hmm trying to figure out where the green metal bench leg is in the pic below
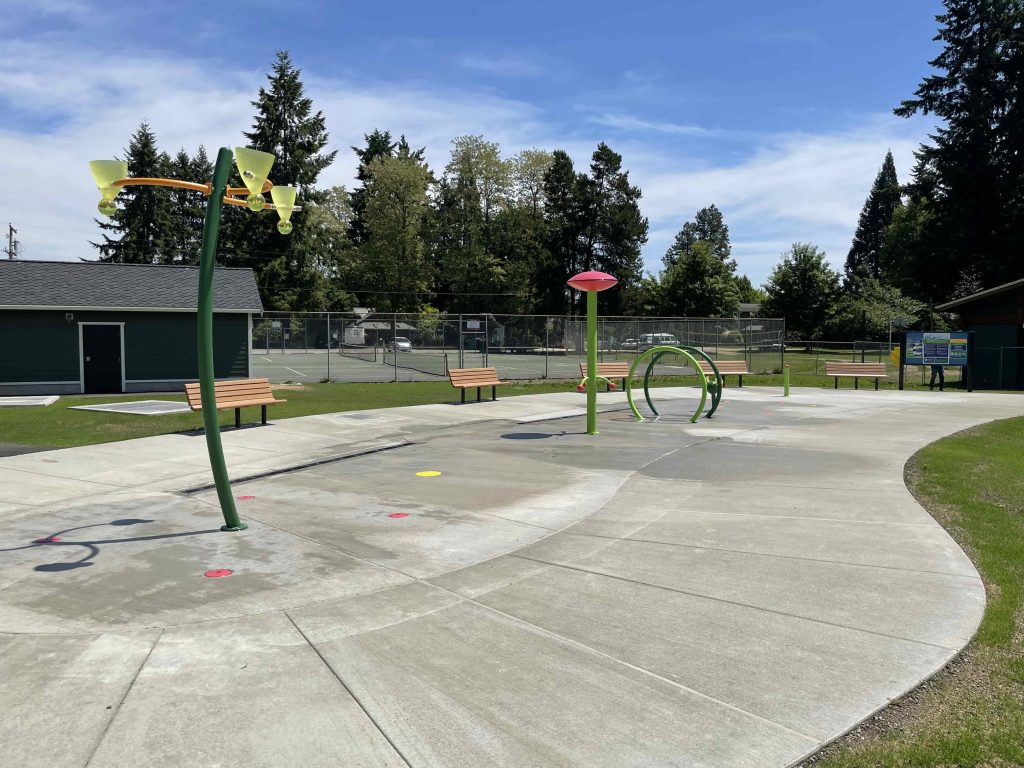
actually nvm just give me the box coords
[738,375,743,387]
[855,377,859,390]
[477,387,481,402]
[834,378,838,390]
[492,385,497,401]
[875,377,879,391]
[235,408,241,429]
[461,388,466,404]
[261,404,267,425]
[621,377,627,392]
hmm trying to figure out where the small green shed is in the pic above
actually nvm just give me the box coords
[0,260,263,396]
[937,276,1024,389]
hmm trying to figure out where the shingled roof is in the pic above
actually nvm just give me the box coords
[0,260,263,312]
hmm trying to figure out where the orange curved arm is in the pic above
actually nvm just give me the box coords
[112,177,273,196]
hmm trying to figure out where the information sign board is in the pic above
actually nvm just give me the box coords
[904,331,969,366]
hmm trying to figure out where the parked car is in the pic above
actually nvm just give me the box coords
[640,333,679,349]
[390,336,412,352]
[621,338,639,350]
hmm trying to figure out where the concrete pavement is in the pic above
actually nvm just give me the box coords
[1,386,1021,767]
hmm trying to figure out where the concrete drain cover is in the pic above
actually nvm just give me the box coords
[0,396,59,407]
[70,400,191,416]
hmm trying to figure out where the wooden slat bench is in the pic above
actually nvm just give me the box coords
[448,367,505,403]
[698,359,750,387]
[185,378,287,428]
[579,362,632,391]
[825,362,888,390]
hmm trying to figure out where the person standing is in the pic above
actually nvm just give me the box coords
[929,364,945,391]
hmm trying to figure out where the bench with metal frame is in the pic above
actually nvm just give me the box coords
[825,361,888,390]
[448,367,504,403]
[698,359,750,387]
[184,377,287,428]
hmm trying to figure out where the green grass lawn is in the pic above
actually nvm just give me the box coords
[808,417,1024,767]
[0,371,984,450]
[0,380,582,449]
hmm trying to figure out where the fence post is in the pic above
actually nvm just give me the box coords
[544,319,549,379]
[783,364,790,396]
[458,314,464,369]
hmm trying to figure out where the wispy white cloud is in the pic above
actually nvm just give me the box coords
[588,113,713,137]
[0,37,929,285]
[632,117,928,282]
[456,53,545,78]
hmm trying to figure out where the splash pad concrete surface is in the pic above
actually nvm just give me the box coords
[2,387,1020,767]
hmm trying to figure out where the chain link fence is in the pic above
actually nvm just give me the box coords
[250,312,786,384]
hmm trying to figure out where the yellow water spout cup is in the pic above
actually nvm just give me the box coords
[271,185,297,235]
[89,160,128,216]
[234,147,275,212]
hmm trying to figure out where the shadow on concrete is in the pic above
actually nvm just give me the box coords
[0,518,221,573]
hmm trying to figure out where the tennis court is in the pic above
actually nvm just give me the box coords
[249,347,720,384]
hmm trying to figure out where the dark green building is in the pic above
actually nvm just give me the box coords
[0,260,262,396]
[937,277,1024,390]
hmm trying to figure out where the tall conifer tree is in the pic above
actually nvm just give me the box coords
[93,122,173,264]
[843,150,901,285]
[225,51,339,310]
[894,0,1024,295]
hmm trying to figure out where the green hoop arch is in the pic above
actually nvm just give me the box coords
[644,346,723,419]
[626,345,708,423]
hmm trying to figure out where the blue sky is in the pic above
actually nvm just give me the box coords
[1,0,942,284]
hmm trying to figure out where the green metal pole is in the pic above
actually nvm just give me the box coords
[199,147,245,532]
[783,364,790,397]
[586,290,598,435]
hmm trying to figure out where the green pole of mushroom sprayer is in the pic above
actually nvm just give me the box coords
[586,289,598,435]
[197,147,245,531]
[784,364,790,397]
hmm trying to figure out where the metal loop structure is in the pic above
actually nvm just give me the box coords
[644,345,723,418]
[626,345,709,423]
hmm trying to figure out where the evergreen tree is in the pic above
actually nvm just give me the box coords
[163,145,212,265]
[661,241,740,317]
[843,151,901,284]
[762,243,840,339]
[540,150,581,314]
[734,274,766,305]
[588,143,648,315]
[662,204,732,268]
[93,122,174,264]
[539,144,648,314]
[350,129,398,244]
[894,0,1024,295]
[224,51,339,310]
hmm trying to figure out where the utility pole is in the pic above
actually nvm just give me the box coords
[4,223,17,260]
